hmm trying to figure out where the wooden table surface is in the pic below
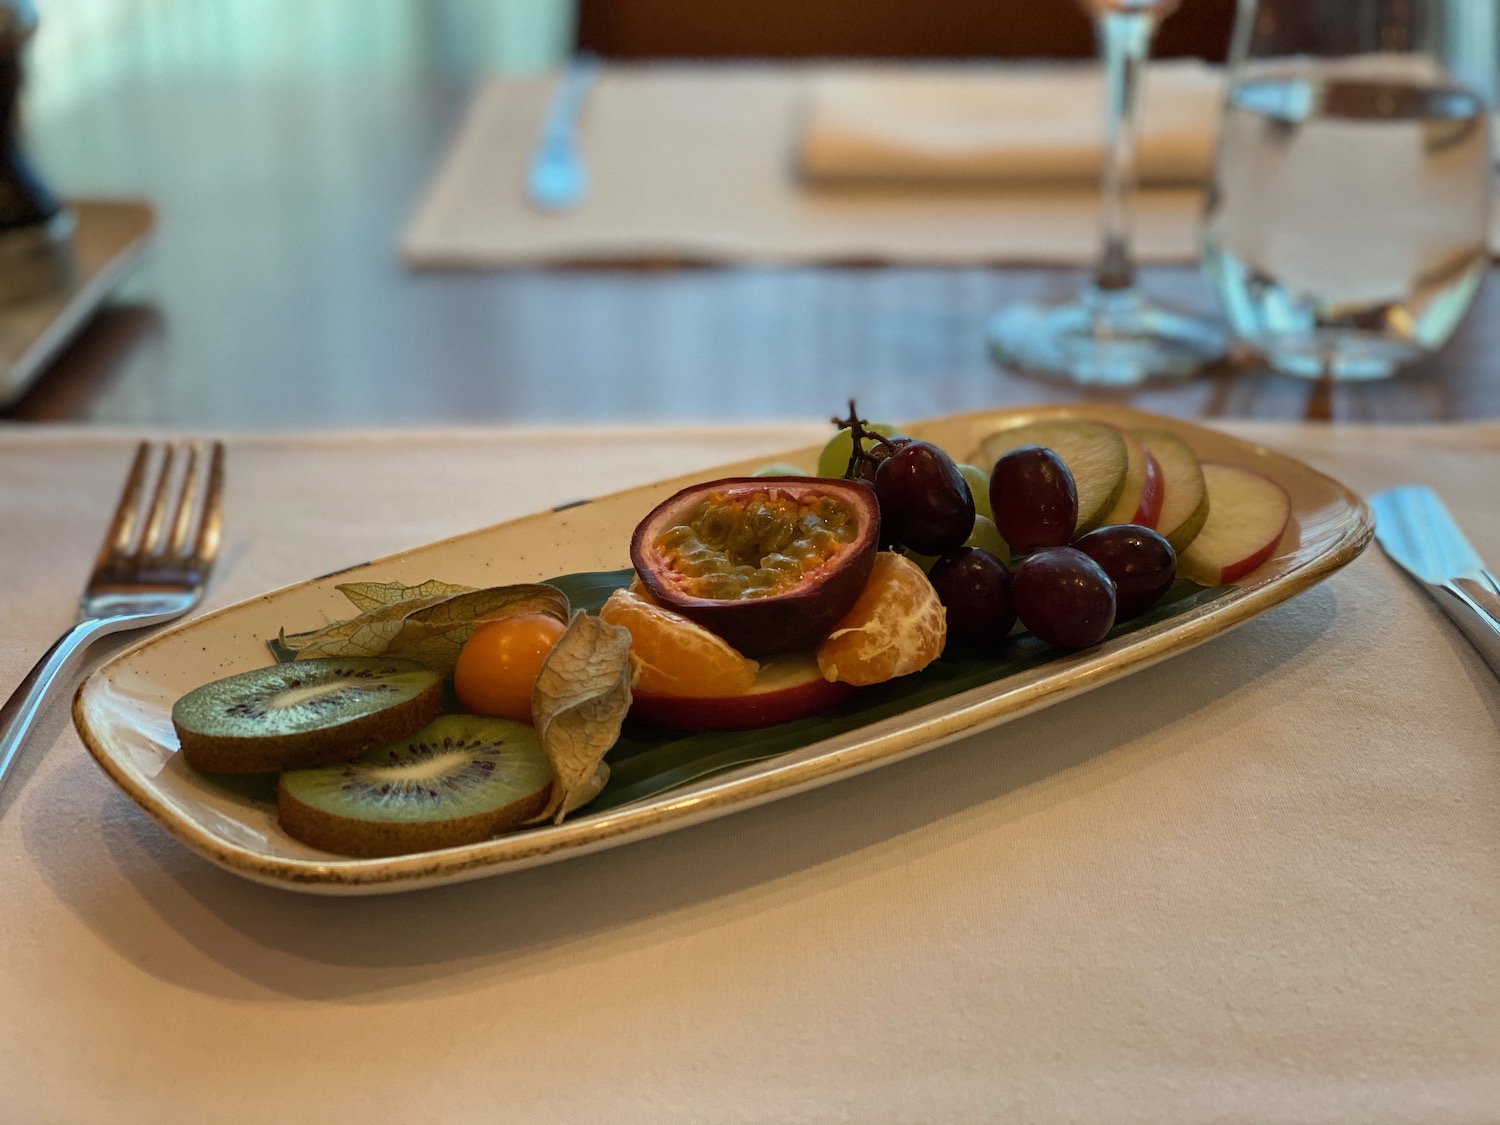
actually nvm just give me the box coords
[5,7,1496,430]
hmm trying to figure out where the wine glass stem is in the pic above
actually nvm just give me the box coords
[1093,9,1157,293]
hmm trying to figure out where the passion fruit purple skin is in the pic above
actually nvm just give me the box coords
[629,476,881,657]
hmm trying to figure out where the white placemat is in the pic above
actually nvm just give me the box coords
[402,64,1210,268]
[403,63,1500,269]
[1,421,1497,1124]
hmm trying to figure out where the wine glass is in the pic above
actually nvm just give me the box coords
[987,0,1226,386]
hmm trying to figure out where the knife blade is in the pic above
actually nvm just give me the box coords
[1370,485,1500,678]
[525,52,601,213]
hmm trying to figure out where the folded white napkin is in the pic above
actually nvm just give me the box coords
[798,60,1224,187]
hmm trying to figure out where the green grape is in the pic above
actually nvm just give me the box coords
[966,515,1010,564]
[815,422,903,479]
[752,462,809,477]
[958,463,993,521]
[907,515,1009,571]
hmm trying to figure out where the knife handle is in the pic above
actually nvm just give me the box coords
[1436,578,1500,680]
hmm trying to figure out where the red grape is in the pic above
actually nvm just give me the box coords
[1074,524,1176,620]
[989,447,1077,554]
[1012,546,1116,649]
[875,440,975,556]
[927,547,1015,645]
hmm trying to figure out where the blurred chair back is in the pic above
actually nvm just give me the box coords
[576,0,1236,61]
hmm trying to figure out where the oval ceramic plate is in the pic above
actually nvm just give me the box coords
[74,406,1372,895]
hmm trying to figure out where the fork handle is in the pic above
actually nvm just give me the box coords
[0,616,131,799]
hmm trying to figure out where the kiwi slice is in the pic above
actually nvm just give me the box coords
[172,657,443,774]
[276,715,554,858]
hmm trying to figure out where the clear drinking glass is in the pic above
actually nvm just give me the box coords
[988,0,1227,386]
[1201,0,1495,381]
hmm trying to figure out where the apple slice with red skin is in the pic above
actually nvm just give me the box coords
[629,651,856,731]
[1178,462,1292,585]
[1137,428,1209,552]
[1129,452,1164,528]
[1100,427,1159,528]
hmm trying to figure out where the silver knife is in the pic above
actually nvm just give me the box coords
[1370,485,1500,678]
[526,52,601,212]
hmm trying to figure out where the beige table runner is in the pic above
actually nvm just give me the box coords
[403,64,1500,269]
[1,422,1497,1123]
[402,65,1211,268]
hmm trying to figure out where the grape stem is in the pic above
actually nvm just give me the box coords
[831,399,906,482]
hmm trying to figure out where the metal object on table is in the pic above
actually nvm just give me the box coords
[0,199,155,407]
[1370,485,1500,679]
[0,440,225,801]
[0,0,151,408]
[0,0,75,306]
[525,51,601,212]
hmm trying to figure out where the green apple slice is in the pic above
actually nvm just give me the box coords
[1136,428,1210,552]
[1100,425,1152,527]
[980,419,1127,534]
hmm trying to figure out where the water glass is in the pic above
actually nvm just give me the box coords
[1201,0,1495,381]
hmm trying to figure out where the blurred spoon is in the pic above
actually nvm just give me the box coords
[526,52,601,213]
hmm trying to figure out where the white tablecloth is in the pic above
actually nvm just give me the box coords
[1,422,1497,1124]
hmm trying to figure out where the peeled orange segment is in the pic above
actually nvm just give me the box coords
[981,420,1128,535]
[599,587,759,698]
[816,552,947,687]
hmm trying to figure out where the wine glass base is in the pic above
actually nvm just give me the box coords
[1259,331,1421,383]
[988,288,1227,387]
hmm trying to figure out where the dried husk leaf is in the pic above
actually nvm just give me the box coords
[532,612,633,823]
[337,579,476,613]
[282,583,570,671]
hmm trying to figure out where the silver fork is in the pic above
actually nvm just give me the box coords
[0,440,225,799]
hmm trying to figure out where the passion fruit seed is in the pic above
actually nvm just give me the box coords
[654,490,859,601]
[631,477,881,656]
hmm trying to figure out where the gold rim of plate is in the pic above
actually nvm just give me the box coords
[73,405,1374,895]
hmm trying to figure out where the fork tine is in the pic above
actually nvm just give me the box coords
[192,441,226,566]
[95,442,153,568]
[166,442,202,556]
[139,443,178,556]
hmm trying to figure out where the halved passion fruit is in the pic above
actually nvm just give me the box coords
[629,476,881,656]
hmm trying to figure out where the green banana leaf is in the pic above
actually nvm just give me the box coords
[546,569,1230,813]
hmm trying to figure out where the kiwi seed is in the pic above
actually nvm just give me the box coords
[276,714,554,857]
[172,657,443,774]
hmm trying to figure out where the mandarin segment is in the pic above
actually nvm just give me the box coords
[599,587,759,698]
[815,552,946,687]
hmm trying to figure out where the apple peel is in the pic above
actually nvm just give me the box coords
[1136,429,1210,553]
[1178,462,1292,586]
[630,652,855,731]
